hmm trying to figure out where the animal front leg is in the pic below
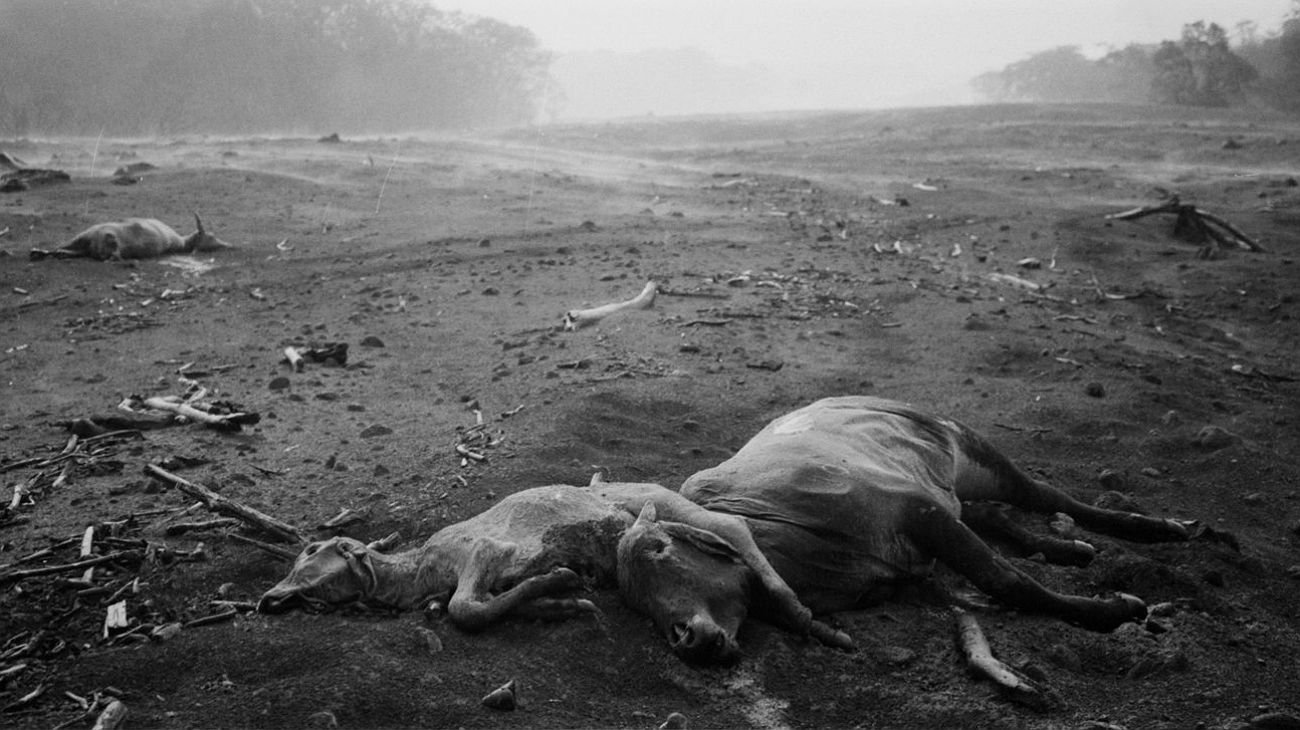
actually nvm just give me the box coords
[666,506,852,650]
[447,539,588,631]
[909,504,1145,631]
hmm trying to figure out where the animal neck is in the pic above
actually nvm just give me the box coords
[180,232,201,252]
[363,543,461,610]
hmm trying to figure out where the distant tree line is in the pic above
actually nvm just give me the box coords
[973,5,1300,112]
[0,0,554,136]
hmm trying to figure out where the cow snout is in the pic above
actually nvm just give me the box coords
[670,616,739,664]
[257,586,314,614]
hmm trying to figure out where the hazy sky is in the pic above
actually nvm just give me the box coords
[437,0,1296,116]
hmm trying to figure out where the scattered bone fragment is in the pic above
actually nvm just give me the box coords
[284,346,304,372]
[986,272,1041,291]
[102,601,129,639]
[564,281,657,330]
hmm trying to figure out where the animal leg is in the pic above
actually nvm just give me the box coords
[447,538,586,631]
[908,503,1145,631]
[509,597,600,622]
[951,422,1191,543]
[656,501,853,651]
[961,501,1096,566]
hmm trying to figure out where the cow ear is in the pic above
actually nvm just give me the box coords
[339,542,378,596]
[633,502,658,526]
[659,522,744,565]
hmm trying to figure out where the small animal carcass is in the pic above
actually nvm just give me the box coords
[258,481,847,656]
[32,214,232,260]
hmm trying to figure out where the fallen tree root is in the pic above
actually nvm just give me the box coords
[953,607,1054,711]
[564,281,657,330]
[145,464,306,545]
[1107,196,1263,254]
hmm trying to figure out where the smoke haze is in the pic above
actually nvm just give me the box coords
[440,0,1295,119]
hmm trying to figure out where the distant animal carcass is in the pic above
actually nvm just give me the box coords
[32,214,232,260]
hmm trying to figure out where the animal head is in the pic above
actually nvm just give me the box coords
[185,213,234,253]
[257,537,378,614]
[617,503,753,664]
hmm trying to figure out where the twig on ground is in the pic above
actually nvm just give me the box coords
[228,533,299,561]
[144,464,305,544]
[0,552,143,586]
[954,607,1051,710]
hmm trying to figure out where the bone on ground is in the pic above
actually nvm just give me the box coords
[564,281,657,330]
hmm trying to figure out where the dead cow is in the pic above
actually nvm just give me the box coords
[259,396,1210,666]
[618,396,1207,663]
[258,481,850,657]
[35,214,232,260]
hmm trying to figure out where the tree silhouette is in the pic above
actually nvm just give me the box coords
[0,0,553,136]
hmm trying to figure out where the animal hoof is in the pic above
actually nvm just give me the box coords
[481,678,517,711]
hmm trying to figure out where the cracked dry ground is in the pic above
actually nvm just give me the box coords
[2,103,1299,729]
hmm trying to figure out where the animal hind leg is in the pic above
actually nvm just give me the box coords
[960,501,1096,566]
[950,421,1191,543]
[907,502,1145,631]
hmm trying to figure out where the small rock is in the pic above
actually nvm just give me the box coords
[878,645,916,666]
[1140,466,1162,479]
[359,335,385,348]
[1124,648,1189,679]
[1044,644,1081,672]
[482,287,500,296]
[359,424,393,438]
[1160,409,1180,425]
[1285,565,1300,580]
[307,710,339,728]
[1097,469,1125,490]
[417,627,443,654]
[659,712,689,729]
[1202,569,1225,587]
[268,376,291,391]
[1243,492,1265,504]
[1084,382,1106,398]
[481,679,517,711]
[1094,491,1145,514]
[1193,425,1241,451]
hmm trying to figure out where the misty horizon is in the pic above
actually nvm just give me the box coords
[443,0,1297,121]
